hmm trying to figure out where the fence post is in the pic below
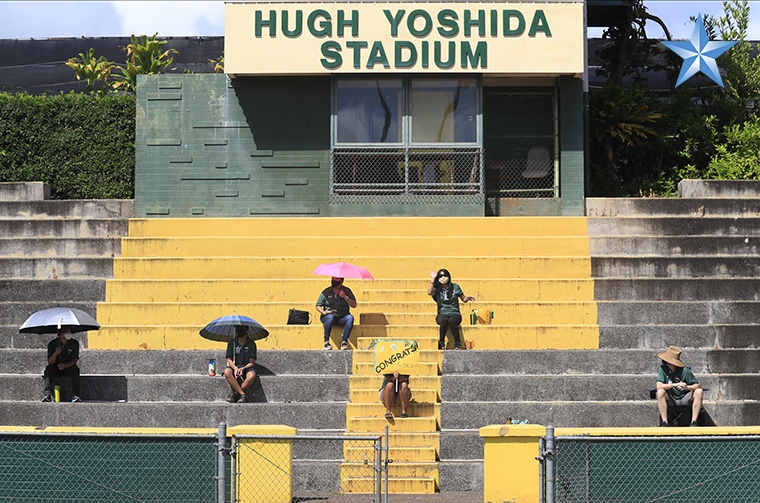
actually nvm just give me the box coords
[218,422,227,503]
[545,425,555,503]
[384,425,390,503]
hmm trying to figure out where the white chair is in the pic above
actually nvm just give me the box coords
[521,146,553,178]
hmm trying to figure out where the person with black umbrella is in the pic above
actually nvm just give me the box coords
[42,326,81,402]
[223,325,258,403]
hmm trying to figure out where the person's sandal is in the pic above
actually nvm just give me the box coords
[399,413,408,418]
[384,412,393,420]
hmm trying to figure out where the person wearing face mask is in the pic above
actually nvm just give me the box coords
[316,276,357,350]
[427,268,476,350]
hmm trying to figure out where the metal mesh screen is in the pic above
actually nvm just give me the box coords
[331,147,483,205]
[233,434,382,503]
[552,435,760,503]
[483,91,557,199]
[0,433,218,502]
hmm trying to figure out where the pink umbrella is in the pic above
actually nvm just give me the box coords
[312,261,374,280]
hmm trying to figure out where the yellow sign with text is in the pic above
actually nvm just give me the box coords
[373,339,420,375]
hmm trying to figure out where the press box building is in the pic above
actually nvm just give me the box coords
[135,1,620,218]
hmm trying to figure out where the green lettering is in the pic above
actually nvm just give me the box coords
[337,10,359,37]
[254,10,277,37]
[408,9,432,37]
[434,41,455,69]
[308,9,332,37]
[395,41,417,68]
[503,10,525,36]
[421,40,429,69]
[320,41,342,69]
[464,9,485,37]
[384,10,405,37]
[366,41,390,69]
[437,10,459,37]
[346,41,368,68]
[282,10,302,37]
[529,10,552,37]
[461,41,487,68]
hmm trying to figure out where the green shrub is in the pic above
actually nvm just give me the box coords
[0,92,135,199]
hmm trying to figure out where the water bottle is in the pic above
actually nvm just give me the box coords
[470,310,478,325]
[208,358,216,376]
[53,385,61,403]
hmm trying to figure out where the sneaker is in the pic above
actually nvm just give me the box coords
[690,421,699,427]
[226,393,239,403]
[438,342,445,350]
[41,394,53,403]
[324,342,332,350]
[71,396,82,403]
[454,346,462,350]
[341,342,349,350]
[659,420,669,427]
[237,394,249,403]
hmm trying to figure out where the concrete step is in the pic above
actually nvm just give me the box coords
[128,216,589,238]
[588,217,760,236]
[0,328,90,349]
[121,236,590,257]
[0,237,122,257]
[352,349,443,366]
[678,179,760,199]
[599,324,760,350]
[440,400,760,428]
[597,301,760,325]
[351,388,440,403]
[0,199,133,218]
[0,374,351,403]
[589,236,760,256]
[346,403,440,421]
[351,375,441,392]
[0,349,353,376]
[112,256,592,279]
[441,374,759,401]
[347,431,440,450]
[440,430,482,460]
[0,257,115,279]
[0,401,347,429]
[353,361,440,376]
[0,218,129,238]
[105,278,594,302]
[340,475,436,494]
[343,460,438,479]
[0,280,105,302]
[348,416,438,432]
[438,349,760,375]
[345,445,437,463]
[95,301,597,325]
[587,196,760,217]
[0,301,99,325]
[594,278,760,301]
[439,460,483,492]
[591,256,760,278]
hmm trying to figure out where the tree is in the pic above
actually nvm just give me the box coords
[112,34,178,94]
[65,48,115,95]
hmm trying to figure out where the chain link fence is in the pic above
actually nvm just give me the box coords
[542,431,760,503]
[232,433,383,503]
[330,147,483,205]
[483,91,557,200]
[0,431,219,502]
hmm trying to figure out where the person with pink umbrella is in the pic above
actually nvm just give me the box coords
[316,276,357,350]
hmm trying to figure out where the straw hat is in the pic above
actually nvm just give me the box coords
[658,346,684,367]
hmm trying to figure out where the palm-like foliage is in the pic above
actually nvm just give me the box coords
[112,34,178,94]
[65,48,115,95]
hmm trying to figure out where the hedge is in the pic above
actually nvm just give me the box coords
[0,92,135,199]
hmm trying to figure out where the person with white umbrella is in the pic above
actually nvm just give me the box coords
[223,325,258,403]
[42,326,81,402]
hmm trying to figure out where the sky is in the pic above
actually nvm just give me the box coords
[0,1,757,41]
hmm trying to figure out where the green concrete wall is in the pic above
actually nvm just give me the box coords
[135,74,331,217]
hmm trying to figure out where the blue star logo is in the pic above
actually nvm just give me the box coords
[662,14,737,87]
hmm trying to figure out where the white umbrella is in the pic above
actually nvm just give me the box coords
[19,307,100,334]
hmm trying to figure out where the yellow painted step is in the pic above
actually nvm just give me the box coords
[105,278,594,302]
[95,301,597,325]
[350,388,440,403]
[348,416,438,432]
[343,461,438,479]
[112,256,591,279]
[352,349,443,365]
[346,431,440,450]
[340,476,436,494]
[346,403,440,422]
[350,375,441,392]
[345,445,437,463]
[128,216,589,238]
[352,361,440,376]
[120,235,589,257]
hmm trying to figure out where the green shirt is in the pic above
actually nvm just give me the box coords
[226,337,257,367]
[657,365,699,401]
[432,283,464,316]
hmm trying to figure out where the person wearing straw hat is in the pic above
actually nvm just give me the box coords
[656,346,703,427]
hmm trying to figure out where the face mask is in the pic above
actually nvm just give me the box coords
[439,276,450,285]
[332,280,342,288]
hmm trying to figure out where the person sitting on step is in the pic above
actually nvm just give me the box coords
[380,371,411,419]
[427,268,476,350]
[656,345,703,427]
[223,325,257,403]
[42,326,82,402]
[316,276,357,350]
